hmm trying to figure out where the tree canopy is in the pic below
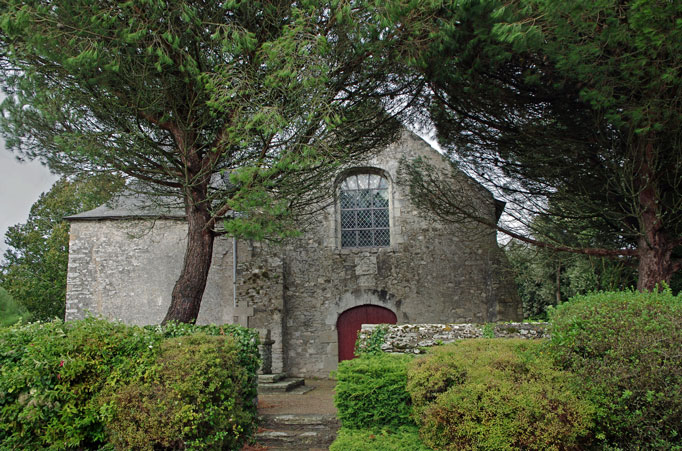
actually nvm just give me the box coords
[505,222,639,318]
[0,286,29,326]
[0,174,123,320]
[389,0,682,290]
[0,0,414,323]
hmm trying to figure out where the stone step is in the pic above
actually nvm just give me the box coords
[257,377,305,394]
[258,373,287,384]
[255,429,328,447]
[256,414,340,449]
[260,414,339,427]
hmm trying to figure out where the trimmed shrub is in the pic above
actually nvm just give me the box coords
[0,318,152,449]
[103,334,253,450]
[548,289,682,449]
[0,318,260,450]
[145,321,261,407]
[334,353,415,429]
[330,426,433,451]
[408,339,595,450]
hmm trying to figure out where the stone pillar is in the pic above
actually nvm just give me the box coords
[238,254,285,374]
[258,329,276,375]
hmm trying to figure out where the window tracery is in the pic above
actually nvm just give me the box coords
[339,173,390,248]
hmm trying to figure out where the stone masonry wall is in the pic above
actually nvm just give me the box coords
[357,323,549,354]
[279,131,523,376]
[235,243,285,374]
[66,219,285,373]
[65,130,523,378]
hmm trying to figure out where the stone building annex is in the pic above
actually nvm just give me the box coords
[65,131,522,377]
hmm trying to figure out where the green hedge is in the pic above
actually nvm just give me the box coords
[330,426,433,451]
[333,290,682,449]
[407,339,595,450]
[548,289,682,449]
[0,318,260,450]
[102,334,253,450]
[145,320,261,402]
[334,353,415,429]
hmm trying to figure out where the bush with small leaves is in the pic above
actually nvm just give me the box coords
[334,353,415,429]
[0,318,259,450]
[408,339,595,450]
[330,425,433,451]
[102,334,255,450]
[547,289,682,449]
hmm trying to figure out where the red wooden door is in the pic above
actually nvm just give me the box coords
[337,305,397,362]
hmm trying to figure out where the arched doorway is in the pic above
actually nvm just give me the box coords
[337,305,397,362]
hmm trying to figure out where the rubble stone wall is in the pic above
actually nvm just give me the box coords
[357,322,549,354]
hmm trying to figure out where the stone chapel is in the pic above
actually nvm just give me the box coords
[65,130,522,377]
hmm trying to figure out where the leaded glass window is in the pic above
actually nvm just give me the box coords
[340,173,390,247]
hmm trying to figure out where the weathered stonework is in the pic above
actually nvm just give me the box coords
[357,323,549,354]
[66,220,286,373]
[66,130,522,377]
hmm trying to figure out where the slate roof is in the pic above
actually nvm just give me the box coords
[66,189,185,221]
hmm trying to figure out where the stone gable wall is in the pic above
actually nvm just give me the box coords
[278,132,522,376]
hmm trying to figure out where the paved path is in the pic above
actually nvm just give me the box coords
[244,379,339,450]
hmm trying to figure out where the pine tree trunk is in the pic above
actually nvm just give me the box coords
[555,261,561,305]
[162,185,215,325]
[635,139,674,291]
[636,233,674,292]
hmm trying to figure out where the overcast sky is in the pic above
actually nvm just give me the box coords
[0,93,59,257]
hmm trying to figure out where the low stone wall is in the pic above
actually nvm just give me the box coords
[357,322,549,354]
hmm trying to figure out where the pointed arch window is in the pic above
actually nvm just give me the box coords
[339,173,390,248]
